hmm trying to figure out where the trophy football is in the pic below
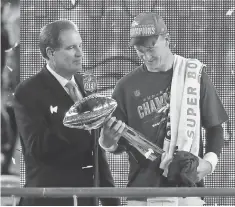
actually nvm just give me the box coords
[63,94,164,161]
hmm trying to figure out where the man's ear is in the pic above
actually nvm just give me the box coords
[46,47,55,59]
[165,33,170,46]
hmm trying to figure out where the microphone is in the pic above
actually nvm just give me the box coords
[82,70,99,202]
[82,70,97,96]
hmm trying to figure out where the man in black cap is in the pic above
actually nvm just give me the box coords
[99,12,228,205]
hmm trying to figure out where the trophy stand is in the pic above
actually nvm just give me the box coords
[82,71,100,205]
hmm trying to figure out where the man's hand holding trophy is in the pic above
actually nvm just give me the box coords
[63,93,164,161]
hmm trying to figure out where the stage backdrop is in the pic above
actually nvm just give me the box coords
[20,0,234,205]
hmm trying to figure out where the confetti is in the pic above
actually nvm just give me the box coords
[6,66,13,72]
[1,154,5,163]
[14,42,19,47]
[12,157,16,164]
[226,8,235,16]
[5,48,13,52]
[71,0,76,6]
[4,42,19,53]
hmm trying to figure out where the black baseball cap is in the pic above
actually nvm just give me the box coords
[129,12,168,46]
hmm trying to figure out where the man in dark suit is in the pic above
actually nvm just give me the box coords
[13,20,119,206]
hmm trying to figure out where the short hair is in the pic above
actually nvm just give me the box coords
[39,20,78,59]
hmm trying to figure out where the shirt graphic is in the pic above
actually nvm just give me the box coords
[135,86,171,144]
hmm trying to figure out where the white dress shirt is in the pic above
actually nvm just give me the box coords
[46,64,81,95]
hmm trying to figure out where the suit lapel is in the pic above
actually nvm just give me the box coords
[39,65,87,103]
[39,65,74,106]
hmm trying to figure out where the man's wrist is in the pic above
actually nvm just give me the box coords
[203,152,218,174]
[98,134,118,152]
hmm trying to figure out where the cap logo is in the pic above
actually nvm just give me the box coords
[130,25,155,37]
[132,20,139,27]
[134,90,141,97]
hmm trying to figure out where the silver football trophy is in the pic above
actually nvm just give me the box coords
[63,94,164,161]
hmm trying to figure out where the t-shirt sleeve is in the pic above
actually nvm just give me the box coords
[200,69,229,128]
[112,81,128,123]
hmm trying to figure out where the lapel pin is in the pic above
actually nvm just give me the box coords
[50,105,58,114]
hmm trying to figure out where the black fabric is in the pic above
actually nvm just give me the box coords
[14,66,119,206]
[200,70,229,129]
[205,125,224,157]
[1,106,18,175]
[1,21,20,175]
[1,25,10,71]
[167,151,199,187]
[19,197,96,206]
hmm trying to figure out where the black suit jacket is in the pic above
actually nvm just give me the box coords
[14,66,120,206]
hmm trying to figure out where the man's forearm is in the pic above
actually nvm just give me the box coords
[203,152,218,174]
[98,129,127,154]
[204,124,224,174]
[99,135,118,152]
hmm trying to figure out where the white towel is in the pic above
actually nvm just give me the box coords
[160,54,204,176]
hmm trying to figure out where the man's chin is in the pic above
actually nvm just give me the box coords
[146,62,159,70]
[72,66,82,73]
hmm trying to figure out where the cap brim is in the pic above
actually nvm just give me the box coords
[129,35,159,47]
[129,36,146,47]
[129,38,136,47]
